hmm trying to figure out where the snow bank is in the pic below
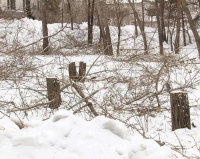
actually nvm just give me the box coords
[0,110,173,159]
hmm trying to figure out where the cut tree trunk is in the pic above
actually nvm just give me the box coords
[46,78,61,109]
[69,62,77,81]
[170,92,191,131]
[79,61,86,82]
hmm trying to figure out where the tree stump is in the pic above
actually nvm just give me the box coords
[69,62,86,82]
[79,61,86,82]
[46,78,61,109]
[69,62,77,81]
[170,92,191,131]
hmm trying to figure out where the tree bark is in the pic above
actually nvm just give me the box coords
[155,0,164,55]
[67,0,73,30]
[185,20,192,44]
[199,0,200,9]
[142,0,144,30]
[42,0,49,53]
[181,10,186,46]
[114,0,121,56]
[88,0,95,44]
[133,2,138,38]
[96,0,113,56]
[170,93,191,131]
[46,78,61,109]
[166,1,173,44]
[128,0,148,54]
[26,0,32,18]
[174,0,181,54]
[160,0,167,42]
[182,0,200,58]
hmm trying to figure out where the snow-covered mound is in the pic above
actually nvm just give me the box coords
[0,110,173,159]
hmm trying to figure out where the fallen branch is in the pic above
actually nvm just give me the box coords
[71,82,101,116]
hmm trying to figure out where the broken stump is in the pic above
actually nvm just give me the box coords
[46,78,61,109]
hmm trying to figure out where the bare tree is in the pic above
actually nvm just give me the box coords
[26,0,32,18]
[181,10,187,46]
[182,0,200,58]
[174,0,181,54]
[67,0,74,30]
[128,0,148,55]
[88,0,95,44]
[96,0,113,56]
[41,0,49,53]
[160,0,167,42]
[114,0,121,56]
[133,2,138,38]
[155,0,164,55]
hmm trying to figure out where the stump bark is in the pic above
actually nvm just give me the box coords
[69,62,86,82]
[170,92,191,131]
[69,62,77,81]
[46,78,61,109]
[79,61,86,82]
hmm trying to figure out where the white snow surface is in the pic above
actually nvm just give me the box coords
[0,18,199,158]
[0,110,173,159]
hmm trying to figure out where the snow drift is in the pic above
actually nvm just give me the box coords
[0,110,173,159]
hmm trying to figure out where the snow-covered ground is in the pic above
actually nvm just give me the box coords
[0,18,199,158]
[0,110,173,159]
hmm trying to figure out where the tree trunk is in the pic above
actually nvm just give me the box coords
[142,0,144,30]
[174,0,181,54]
[114,0,121,56]
[26,0,32,18]
[181,10,186,46]
[97,13,102,43]
[128,0,148,54]
[67,0,73,30]
[79,61,86,82]
[46,78,61,109]
[155,0,164,55]
[199,0,200,9]
[185,21,192,44]
[160,0,167,42]
[96,0,113,56]
[170,31,173,51]
[88,0,95,44]
[132,2,138,38]
[166,2,173,44]
[170,93,191,131]
[7,0,10,9]
[182,0,200,58]
[42,0,49,53]
[61,0,64,28]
